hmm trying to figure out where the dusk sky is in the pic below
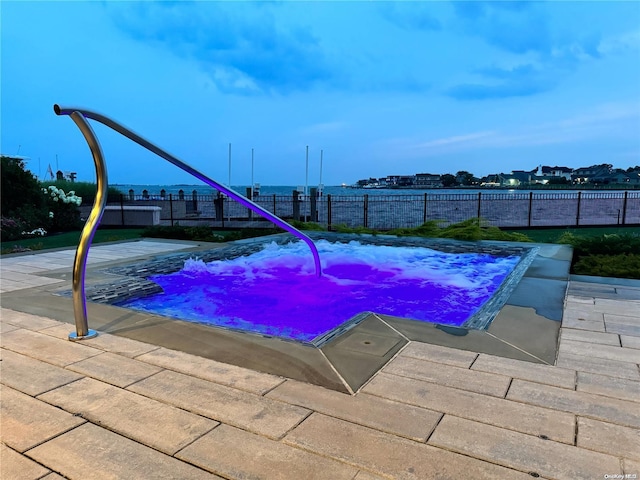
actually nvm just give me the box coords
[2,1,639,186]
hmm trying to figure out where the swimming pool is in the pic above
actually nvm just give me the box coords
[46,233,565,392]
[115,236,537,345]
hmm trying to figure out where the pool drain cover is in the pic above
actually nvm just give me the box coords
[334,332,402,357]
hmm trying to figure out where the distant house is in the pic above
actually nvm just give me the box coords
[623,171,640,185]
[355,177,380,187]
[497,173,520,187]
[538,166,573,181]
[572,164,613,184]
[593,169,640,185]
[500,170,547,186]
[480,174,501,187]
[385,175,416,187]
[499,170,546,187]
[384,175,399,187]
[414,173,441,187]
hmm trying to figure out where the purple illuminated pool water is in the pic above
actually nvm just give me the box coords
[121,240,521,342]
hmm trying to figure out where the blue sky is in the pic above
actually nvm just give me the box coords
[2,1,639,186]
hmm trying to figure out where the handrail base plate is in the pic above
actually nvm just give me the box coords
[68,329,99,341]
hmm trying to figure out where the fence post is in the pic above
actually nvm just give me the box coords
[246,187,253,221]
[293,190,301,221]
[363,194,369,228]
[622,191,628,225]
[310,187,317,222]
[214,193,223,221]
[327,194,332,230]
[169,193,174,226]
[221,196,225,228]
[477,192,482,220]
[273,194,276,216]
[423,193,428,224]
[576,191,582,226]
[120,193,125,226]
[528,192,533,227]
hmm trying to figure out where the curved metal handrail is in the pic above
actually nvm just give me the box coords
[66,112,106,340]
[55,104,322,340]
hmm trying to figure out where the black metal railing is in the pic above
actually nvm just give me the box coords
[99,190,640,229]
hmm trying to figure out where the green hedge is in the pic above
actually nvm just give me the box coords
[559,232,640,279]
[337,219,533,242]
[140,225,281,243]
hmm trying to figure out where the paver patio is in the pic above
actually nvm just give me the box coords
[1,240,639,479]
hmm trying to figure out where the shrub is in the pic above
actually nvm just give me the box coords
[141,225,282,242]
[42,185,83,232]
[573,254,640,279]
[339,219,533,242]
[40,180,122,205]
[558,232,640,256]
[1,156,48,238]
[142,225,224,242]
[0,216,26,242]
[290,220,326,231]
[334,224,378,235]
[558,232,640,278]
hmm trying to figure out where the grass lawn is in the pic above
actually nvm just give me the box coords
[1,229,145,254]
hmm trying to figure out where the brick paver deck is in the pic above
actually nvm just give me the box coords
[1,241,639,479]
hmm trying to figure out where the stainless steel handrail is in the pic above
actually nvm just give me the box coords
[66,112,106,340]
[55,104,322,341]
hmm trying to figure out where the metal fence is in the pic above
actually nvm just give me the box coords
[103,190,640,229]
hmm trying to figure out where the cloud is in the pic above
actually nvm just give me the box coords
[379,3,442,31]
[446,1,620,101]
[595,30,640,56]
[382,101,639,158]
[107,2,331,95]
[453,1,552,55]
[446,82,548,100]
[299,121,349,136]
[446,63,554,100]
[415,131,496,148]
[473,63,538,79]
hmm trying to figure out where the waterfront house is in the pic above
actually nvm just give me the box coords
[355,178,380,187]
[414,173,442,187]
[572,164,613,184]
[480,174,502,187]
[623,170,640,185]
[538,165,573,181]
[499,170,547,187]
[592,169,640,186]
[385,175,416,187]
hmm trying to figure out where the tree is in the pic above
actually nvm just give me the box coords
[1,156,49,240]
[441,173,458,187]
[456,170,475,186]
[0,156,82,241]
[1,156,47,216]
[548,176,569,185]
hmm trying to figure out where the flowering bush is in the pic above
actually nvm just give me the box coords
[1,216,27,242]
[43,186,82,206]
[43,186,82,232]
[22,227,47,237]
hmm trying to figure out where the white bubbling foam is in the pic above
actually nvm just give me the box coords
[182,240,520,291]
